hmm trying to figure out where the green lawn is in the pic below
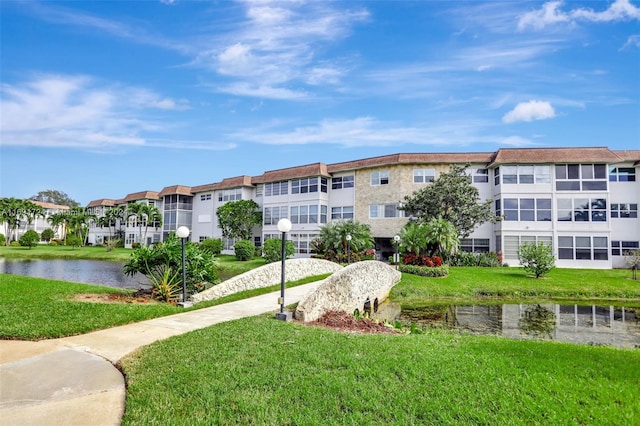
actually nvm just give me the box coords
[0,244,132,261]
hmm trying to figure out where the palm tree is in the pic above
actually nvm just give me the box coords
[398,221,428,255]
[0,198,23,244]
[105,207,125,241]
[127,202,162,246]
[423,218,459,258]
[47,212,68,241]
[317,220,374,261]
[22,201,45,234]
[66,207,95,246]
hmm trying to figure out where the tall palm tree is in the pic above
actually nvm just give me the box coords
[423,218,459,257]
[22,201,45,234]
[66,207,95,246]
[47,212,68,241]
[398,221,428,256]
[127,202,162,246]
[318,220,374,257]
[105,207,125,241]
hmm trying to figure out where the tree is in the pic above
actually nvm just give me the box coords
[30,189,79,207]
[105,207,125,241]
[398,222,428,255]
[41,228,55,242]
[216,200,262,241]
[518,242,555,278]
[262,238,296,263]
[19,230,40,248]
[127,202,162,246]
[315,220,374,262]
[21,201,44,234]
[46,212,68,242]
[625,249,640,280]
[401,164,500,238]
[66,207,94,246]
[0,198,25,244]
[423,218,459,258]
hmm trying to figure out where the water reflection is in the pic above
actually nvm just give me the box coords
[374,302,640,349]
[0,258,149,289]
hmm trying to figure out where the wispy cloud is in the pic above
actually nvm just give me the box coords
[518,0,640,31]
[503,100,556,123]
[622,34,640,49]
[0,74,192,149]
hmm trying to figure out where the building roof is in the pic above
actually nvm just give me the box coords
[252,163,330,183]
[613,150,640,165]
[191,176,254,193]
[86,199,116,208]
[489,147,623,167]
[123,191,160,202]
[30,200,70,210]
[327,152,494,173]
[158,185,192,197]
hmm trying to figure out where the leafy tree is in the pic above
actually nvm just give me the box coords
[30,189,79,207]
[123,233,218,300]
[625,249,640,280]
[216,200,262,241]
[46,212,68,242]
[200,238,224,255]
[0,198,26,244]
[398,222,427,255]
[423,218,459,258]
[127,202,162,246]
[262,238,295,263]
[401,164,500,238]
[0,234,5,245]
[19,230,40,248]
[21,201,45,234]
[41,228,55,242]
[233,240,255,261]
[518,242,555,278]
[66,207,94,246]
[316,220,374,262]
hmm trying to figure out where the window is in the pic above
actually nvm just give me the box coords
[265,181,288,196]
[200,193,212,201]
[611,241,639,256]
[558,236,608,261]
[332,175,354,190]
[254,236,261,247]
[288,233,320,254]
[611,203,638,218]
[557,198,607,222]
[494,167,500,186]
[555,164,607,191]
[609,167,636,182]
[370,171,389,186]
[199,236,208,242]
[503,235,552,259]
[534,166,551,183]
[414,168,435,183]
[472,168,489,183]
[495,199,501,217]
[218,189,242,202]
[500,198,551,221]
[460,238,490,253]
[263,206,288,225]
[256,185,263,197]
[369,204,403,219]
[290,204,327,224]
[331,206,354,220]
[496,165,549,184]
[291,177,328,194]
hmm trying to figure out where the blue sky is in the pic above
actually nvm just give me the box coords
[1,0,639,205]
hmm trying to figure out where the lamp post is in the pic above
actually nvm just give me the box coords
[275,218,292,321]
[393,234,400,269]
[176,226,191,307]
[346,234,352,264]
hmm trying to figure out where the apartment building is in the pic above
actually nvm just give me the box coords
[82,147,638,269]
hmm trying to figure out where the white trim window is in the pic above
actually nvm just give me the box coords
[609,167,636,182]
[218,189,242,202]
[291,177,328,194]
[265,181,288,196]
[200,193,212,201]
[611,203,638,219]
[370,171,389,186]
[557,198,607,222]
[413,168,435,184]
[263,206,288,225]
[555,164,607,191]
[503,235,552,259]
[290,204,328,224]
[331,176,354,190]
[471,168,489,183]
[369,203,403,219]
[460,238,490,253]
[558,236,608,260]
[331,206,354,220]
[611,241,639,256]
[502,198,552,221]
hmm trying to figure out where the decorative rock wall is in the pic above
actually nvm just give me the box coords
[191,258,343,303]
[294,260,401,322]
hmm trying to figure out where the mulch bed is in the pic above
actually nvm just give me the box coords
[305,310,401,334]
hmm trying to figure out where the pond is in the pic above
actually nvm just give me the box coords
[0,258,150,289]
[373,302,640,350]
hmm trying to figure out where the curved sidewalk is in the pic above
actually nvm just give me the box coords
[0,281,321,426]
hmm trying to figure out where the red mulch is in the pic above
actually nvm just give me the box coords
[305,310,400,334]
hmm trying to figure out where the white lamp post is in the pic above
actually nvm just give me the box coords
[346,234,352,264]
[276,218,292,321]
[393,235,400,268]
[176,226,191,307]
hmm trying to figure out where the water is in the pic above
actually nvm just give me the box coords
[373,302,640,350]
[0,258,150,289]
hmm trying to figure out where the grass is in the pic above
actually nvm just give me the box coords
[119,314,640,425]
[391,267,640,307]
[0,244,132,261]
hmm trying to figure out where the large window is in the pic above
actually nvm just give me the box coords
[291,177,328,194]
[555,164,607,191]
[200,193,212,201]
[370,171,389,186]
[263,206,288,225]
[611,203,638,218]
[503,235,552,259]
[558,236,608,260]
[265,181,289,196]
[218,188,242,202]
[290,205,327,224]
[369,203,403,219]
[611,241,639,256]
[501,198,551,221]
[413,168,435,184]
[331,206,354,220]
[332,175,354,190]
[557,198,607,222]
[460,238,490,253]
[496,165,550,185]
[609,167,636,182]
[472,168,489,183]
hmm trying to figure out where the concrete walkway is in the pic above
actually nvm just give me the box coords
[0,281,321,426]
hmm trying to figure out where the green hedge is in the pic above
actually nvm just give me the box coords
[399,264,449,277]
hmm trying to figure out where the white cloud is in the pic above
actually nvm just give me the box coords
[503,100,556,123]
[217,82,307,100]
[622,34,640,48]
[518,0,640,30]
[0,74,188,149]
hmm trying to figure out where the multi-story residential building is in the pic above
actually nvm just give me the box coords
[28,201,69,240]
[82,147,639,269]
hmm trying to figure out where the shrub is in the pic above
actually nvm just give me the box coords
[49,240,58,246]
[0,233,5,246]
[105,238,121,252]
[19,230,40,248]
[262,238,296,263]
[234,240,255,261]
[132,242,140,249]
[10,241,20,246]
[518,242,555,278]
[399,264,449,277]
[200,238,224,255]
[41,228,55,242]
[401,254,443,267]
[65,235,81,247]
[449,251,500,267]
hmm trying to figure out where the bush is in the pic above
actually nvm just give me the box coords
[65,235,81,247]
[399,264,449,277]
[262,238,296,263]
[41,228,55,242]
[518,242,555,278]
[10,241,20,247]
[19,230,40,248]
[402,254,443,267]
[234,240,255,261]
[49,240,58,246]
[0,234,5,246]
[449,251,500,267]
[200,238,224,255]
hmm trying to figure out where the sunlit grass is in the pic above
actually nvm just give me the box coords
[0,244,132,261]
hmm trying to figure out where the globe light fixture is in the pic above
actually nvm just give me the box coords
[393,234,401,268]
[276,218,292,321]
[176,226,191,307]
[346,234,352,264]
